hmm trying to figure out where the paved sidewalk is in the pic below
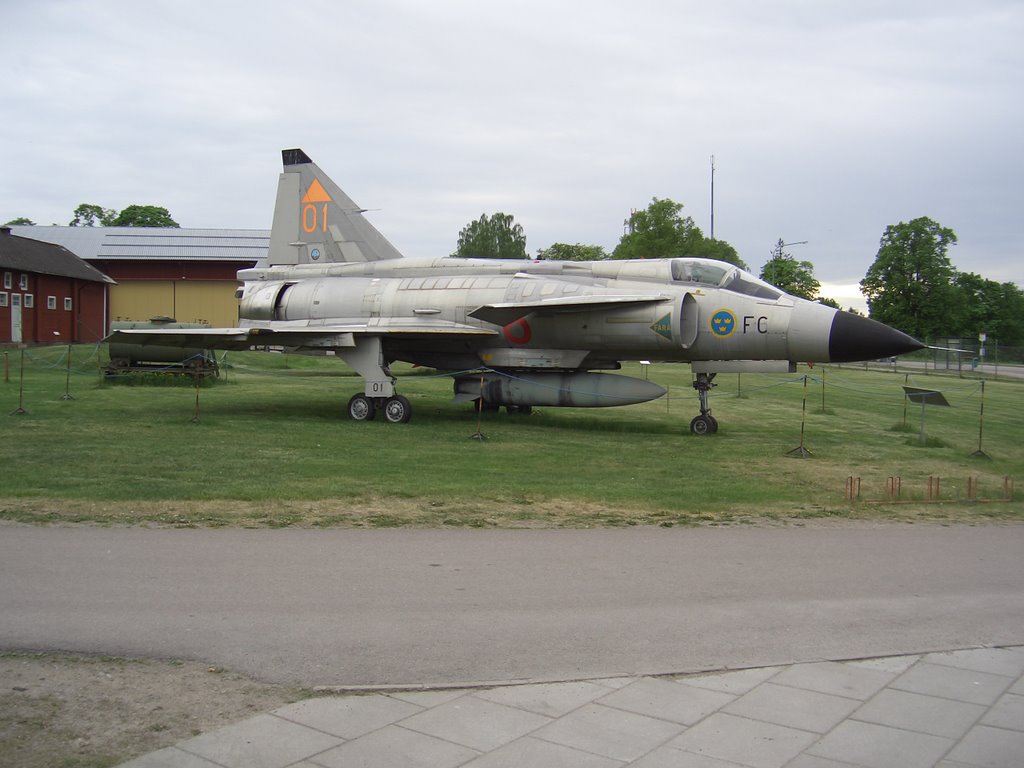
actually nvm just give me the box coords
[120,646,1023,768]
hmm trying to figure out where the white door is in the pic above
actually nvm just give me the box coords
[10,293,21,343]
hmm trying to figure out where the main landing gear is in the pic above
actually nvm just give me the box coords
[690,371,719,435]
[347,393,412,424]
[338,337,412,424]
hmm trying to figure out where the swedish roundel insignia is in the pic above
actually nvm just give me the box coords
[710,309,736,337]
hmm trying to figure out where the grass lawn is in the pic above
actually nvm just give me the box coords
[2,344,1021,527]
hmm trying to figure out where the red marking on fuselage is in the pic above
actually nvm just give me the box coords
[503,317,532,344]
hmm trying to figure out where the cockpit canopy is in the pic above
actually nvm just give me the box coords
[670,258,783,301]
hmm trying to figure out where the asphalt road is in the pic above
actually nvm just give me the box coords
[2,524,1022,687]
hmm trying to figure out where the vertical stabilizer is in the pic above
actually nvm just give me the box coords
[268,149,405,265]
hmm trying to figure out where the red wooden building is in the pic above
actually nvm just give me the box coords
[11,226,267,329]
[1,227,115,344]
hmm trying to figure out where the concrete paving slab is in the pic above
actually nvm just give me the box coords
[172,713,343,768]
[666,712,818,768]
[532,702,685,762]
[462,735,625,767]
[1011,674,1024,696]
[980,691,1024,730]
[785,756,862,768]
[770,660,895,700]
[944,724,1024,768]
[631,744,753,767]
[475,680,613,717]
[597,676,736,726]
[846,655,921,675]
[924,647,1024,678]
[723,682,861,733]
[118,747,224,768]
[387,688,468,707]
[681,666,782,695]
[852,687,987,739]
[271,694,423,739]
[890,661,1014,706]
[308,724,480,768]
[399,694,552,752]
[806,719,954,768]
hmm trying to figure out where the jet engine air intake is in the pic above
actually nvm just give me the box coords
[240,281,292,322]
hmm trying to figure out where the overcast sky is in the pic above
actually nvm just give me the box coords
[3,1,1021,309]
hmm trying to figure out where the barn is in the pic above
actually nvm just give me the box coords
[10,226,269,329]
[1,226,114,344]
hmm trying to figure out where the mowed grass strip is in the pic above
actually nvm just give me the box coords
[1,346,1022,527]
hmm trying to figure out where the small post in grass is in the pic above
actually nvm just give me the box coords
[969,380,990,459]
[786,375,812,458]
[470,374,486,441]
[62,342,75,400]
[191,372,202,423]
[10,346,28,415]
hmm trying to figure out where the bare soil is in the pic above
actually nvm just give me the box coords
[0,652,309,768]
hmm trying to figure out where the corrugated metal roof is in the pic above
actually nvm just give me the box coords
[9,226,269,262]
[0,229,116,283]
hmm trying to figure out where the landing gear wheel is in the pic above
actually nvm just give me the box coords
[383,394,412,424]
[506,405,533,415]
[690,414,718,435]
[347,393,376,421]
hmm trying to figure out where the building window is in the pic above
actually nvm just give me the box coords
[64,297,73,311]
[3,272,10,290]
[19,274,28,290]
[47,296,57,310]
[24,294,34,308]
[0,292,7,307]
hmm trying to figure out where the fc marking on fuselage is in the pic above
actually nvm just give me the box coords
[710,309,736,337]
[650,314,673,340]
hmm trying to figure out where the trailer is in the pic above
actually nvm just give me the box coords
[105,317,219,377]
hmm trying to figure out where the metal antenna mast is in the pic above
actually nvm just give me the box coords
[709,155,715,240]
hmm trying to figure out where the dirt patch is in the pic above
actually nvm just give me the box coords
[0,652,309,768]
[5,495,1017,530]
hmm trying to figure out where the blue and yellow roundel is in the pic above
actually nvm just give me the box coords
[709,309,736,337]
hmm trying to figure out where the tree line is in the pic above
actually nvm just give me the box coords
[5,202,179,228]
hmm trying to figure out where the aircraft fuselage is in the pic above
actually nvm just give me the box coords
[237,255,844,372]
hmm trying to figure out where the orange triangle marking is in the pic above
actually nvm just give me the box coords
[302,179,332,203]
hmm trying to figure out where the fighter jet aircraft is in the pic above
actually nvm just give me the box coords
[108,149,922,433]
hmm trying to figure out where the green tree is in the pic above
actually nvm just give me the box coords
[452,212,527,259]
[110,205,179,227]
[537,243,609,261]
[70,203,117,226]
[3,217,35,226]
[951,272,1024,347]
[860,217,958,340]
[760,239,820,300]
[613,198,745,268]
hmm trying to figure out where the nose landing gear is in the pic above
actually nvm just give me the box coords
[690,372,719,435]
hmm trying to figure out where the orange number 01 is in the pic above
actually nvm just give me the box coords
[302,203,328,233]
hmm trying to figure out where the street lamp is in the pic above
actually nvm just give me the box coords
[772,239,808,259]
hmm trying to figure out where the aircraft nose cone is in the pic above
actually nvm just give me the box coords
[828,311,923,363]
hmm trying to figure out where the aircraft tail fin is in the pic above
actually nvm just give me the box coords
[268,149,405,265]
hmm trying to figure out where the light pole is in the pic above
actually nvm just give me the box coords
[772,239,808,259]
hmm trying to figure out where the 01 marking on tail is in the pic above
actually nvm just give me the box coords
[108,149,923,433]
